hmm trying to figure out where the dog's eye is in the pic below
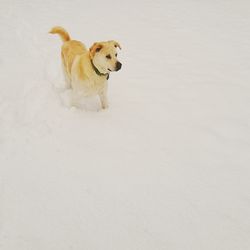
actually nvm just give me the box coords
[115,53,117,57]
[106,54,111,59]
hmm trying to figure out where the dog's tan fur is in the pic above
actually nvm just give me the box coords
[49,26,122,109]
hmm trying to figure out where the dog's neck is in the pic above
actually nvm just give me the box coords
[90,60,109,80]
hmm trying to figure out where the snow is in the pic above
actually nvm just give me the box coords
[0,0,250,249]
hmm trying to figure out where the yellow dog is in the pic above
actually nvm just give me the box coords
[50,26,122,109]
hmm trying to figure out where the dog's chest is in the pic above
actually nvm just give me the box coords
[73,75,107,96]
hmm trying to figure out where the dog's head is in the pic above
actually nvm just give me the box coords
[89,40,122,74]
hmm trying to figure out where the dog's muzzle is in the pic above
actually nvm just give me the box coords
[116,61,122,71]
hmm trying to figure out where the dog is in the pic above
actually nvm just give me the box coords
[49,26,122,109]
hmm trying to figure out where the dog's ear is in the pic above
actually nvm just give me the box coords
[89,43,103,58]
[111,40,121,50]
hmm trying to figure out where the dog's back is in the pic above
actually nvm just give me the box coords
[49,26,87,78]
[61,40,87,77]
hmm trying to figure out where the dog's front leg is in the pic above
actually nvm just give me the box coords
[99,90,109,109]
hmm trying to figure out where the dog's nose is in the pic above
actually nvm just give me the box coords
[116,61,122,71]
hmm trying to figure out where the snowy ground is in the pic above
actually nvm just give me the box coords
[0,0,250,249]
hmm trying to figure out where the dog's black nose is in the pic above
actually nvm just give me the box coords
[116,61,122,71]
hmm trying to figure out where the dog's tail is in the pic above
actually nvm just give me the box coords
[49,26,71,42]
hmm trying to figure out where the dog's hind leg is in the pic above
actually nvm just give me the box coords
[62,67,71,89]
[61,52,71,89]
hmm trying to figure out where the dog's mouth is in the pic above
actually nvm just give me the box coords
[108,68,112,72]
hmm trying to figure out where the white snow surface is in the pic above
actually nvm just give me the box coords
[0,0,250,249]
